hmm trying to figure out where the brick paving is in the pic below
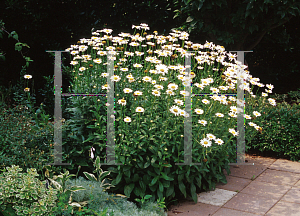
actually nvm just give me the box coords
[167,154,300,216]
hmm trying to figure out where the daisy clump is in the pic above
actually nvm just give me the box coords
[65,23,276,165]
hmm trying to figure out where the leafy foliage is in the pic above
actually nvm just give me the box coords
[173,0,300,51]
[0,165,59,216]
[245,93,300,161]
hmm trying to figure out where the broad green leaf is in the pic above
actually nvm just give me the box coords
[161,172,174,181]
[149,176,159,186]
[190,183,197,203]
[178,181,187,198]
[124,183,135,197]
[69,185,86,192]
[139,180,146,192]
[133,186,142,197]
[114,173,122,185]
[83,172,97,181]
[158,181,164,193]
[166,184,174,197]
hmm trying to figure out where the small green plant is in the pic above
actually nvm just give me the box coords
[0,165,59,216]
[251,175,255,181]
[46,169,87,215]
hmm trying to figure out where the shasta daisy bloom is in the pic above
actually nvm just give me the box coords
[123,88,133,93]
[153,84,164,90]
[93,58,102,64]
[215,139,224,145]
[230,106,238,113]
[253,111,261,117]
[169,105,181,116]
[133,63,143,68]
[228,112,237,118]
[133,91,143,96]
[200,138,212,148]
[142,76,152,82]
[174,99,184,106]
[110,75,121,82]
[100,73,108,78]
[229,128,239,136]
[266,84,274,90]
[70,61,78,65]
[166,90,175,96]
[24,88,30,92]
[206,134,216,140]
[268,98,276,104]
[124,117,131,122]
[156,64,169,75]
[136,107,144,112]
[168,83,179,91]
[128,77,135,83]
[215,113,224,117]
[24,75,32,79]
[195,108,204,115]
[179,109,189,117]
[210,87,219,93]
[248,122,257,127]
[198,120,207,126]
[120,68,128,72]
[152,89,161,97]
[219,86,229,91]
[117,98,126,106]
[262,92,268,97]
[254,125,263,131]
[101,84,110,90]
[79,67,86,72]
[244,114,251,119]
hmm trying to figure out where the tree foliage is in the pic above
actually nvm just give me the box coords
[173,0,300,51]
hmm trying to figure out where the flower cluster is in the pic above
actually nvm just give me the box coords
[65,23,276,149]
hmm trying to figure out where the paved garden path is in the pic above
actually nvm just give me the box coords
[167,153,300,216]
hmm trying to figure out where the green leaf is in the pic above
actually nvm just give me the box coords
[133,186,142,197]
[113,173,122,185]
[144,161,150,168]
[158,181,164,193]
[83,172,97,181]
[190,186,198,203]
[186,16,193,23]
[139,180,146,192]
[149,176,159,186]
[124,183,135,197]
[166,184,174,197]
[179,181,187,198]
[161,172,174,181]
[69,185,86,192]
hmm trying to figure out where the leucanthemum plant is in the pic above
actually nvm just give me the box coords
[65,23,276,163]
[62,23,278,206]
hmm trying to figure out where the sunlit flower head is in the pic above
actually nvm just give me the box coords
[200,138,212,148]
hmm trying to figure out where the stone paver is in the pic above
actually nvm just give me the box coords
[255,169,300,186]
[166,154,300,216]
[216,175,252,192]
[223,193,278,215]
[269,159,300,174]
[197,188,237,206]
[294,180,300,188]
[265,200,300,216]
[281,187,300,204]
[167,201,220,216]
[223,164,267,180]
[240,180,292,199]
[212,207,264,216]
